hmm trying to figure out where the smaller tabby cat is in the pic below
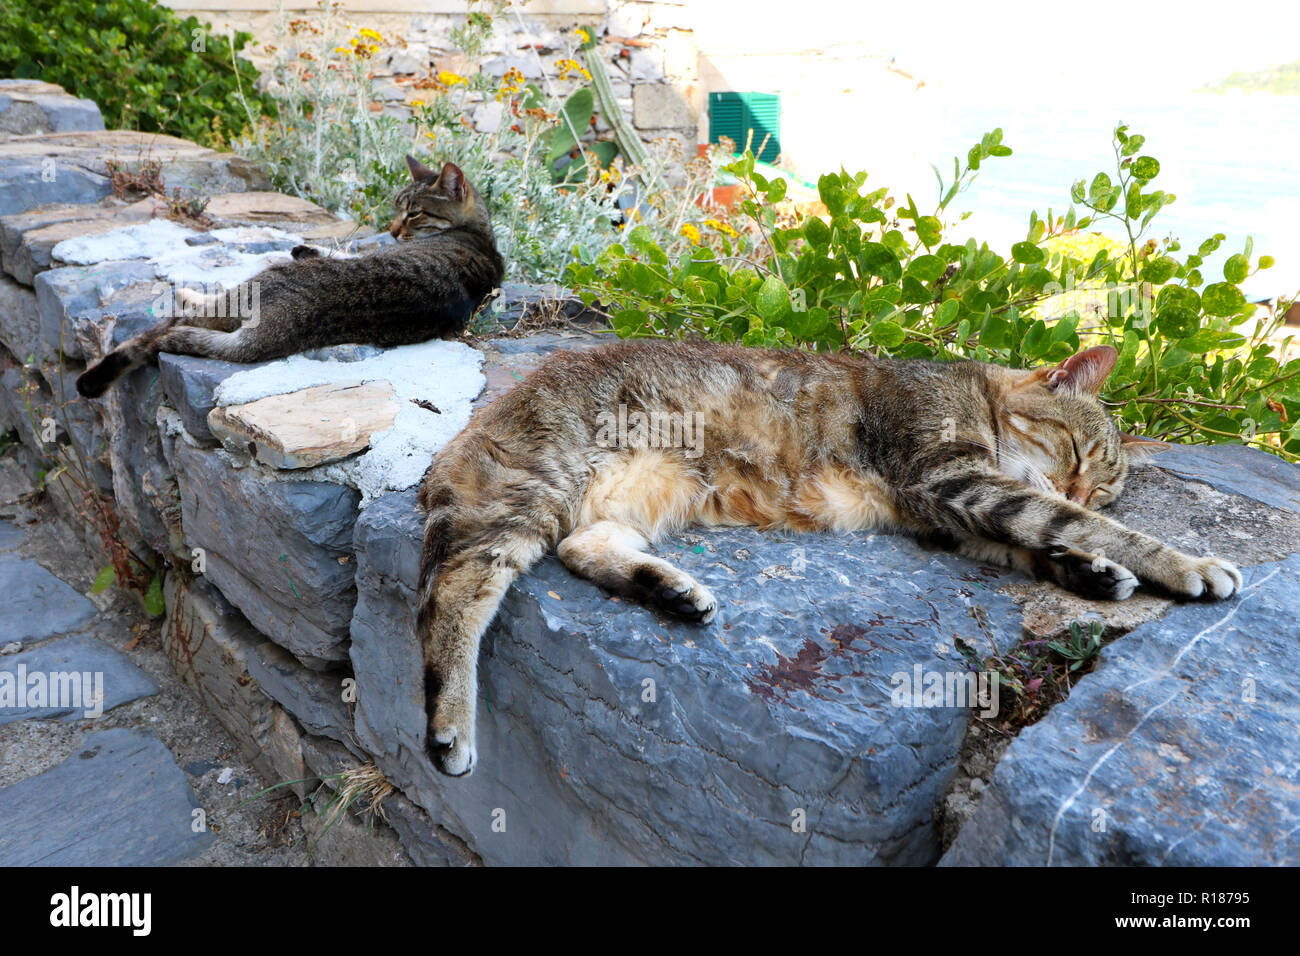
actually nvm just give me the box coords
[76,157,503,398]
[417,339,1241,776]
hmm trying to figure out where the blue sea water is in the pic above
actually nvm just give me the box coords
[927,92,1300,302]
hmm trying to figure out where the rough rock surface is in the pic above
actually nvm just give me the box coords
[167,440,359,664]
[0,728,214,865]
[943,554,1300,865]
[351,488,1025,865]
[0,634,158,723]
[0,80,103,138]
[208,381,400,470]
[0,552,97,648]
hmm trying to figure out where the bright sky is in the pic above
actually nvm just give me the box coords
[693,0,1300,98]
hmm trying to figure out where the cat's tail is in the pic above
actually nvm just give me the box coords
[76,318,180,398]
[416,430,572,777]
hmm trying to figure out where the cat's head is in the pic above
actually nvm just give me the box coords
[997,345,1165,508]
[390,157,491,240]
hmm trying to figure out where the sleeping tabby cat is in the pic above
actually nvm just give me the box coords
[417,339,1241,776]
[76,157,503,398]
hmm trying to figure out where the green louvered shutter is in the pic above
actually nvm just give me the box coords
[708,92,781,164]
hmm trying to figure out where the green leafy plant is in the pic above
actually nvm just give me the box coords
[566,125,1299,460]
[236,3,734,284]
[0,0,272,147]
[1048,620,1105,673]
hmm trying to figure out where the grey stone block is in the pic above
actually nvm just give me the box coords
[162,574,313,797]
[942,554,1300,866]
[0,634,157,722]
[33,259,160,362]
[0,160,112,218]
[0,273,39,362]
[0,552,97,648]
[0,79,103,136]
[0,727,213,865]
[246,639,357,746]
[158,353,273,444]
[1149,443,1300,514]
[350,489,1024,865]
[169,441,359,663]
[0,519,22,551]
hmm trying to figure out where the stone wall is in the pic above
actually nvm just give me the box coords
[3,84,1299,866]
[168,0,700,163]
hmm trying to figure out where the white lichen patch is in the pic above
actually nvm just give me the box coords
[213,339,486,505]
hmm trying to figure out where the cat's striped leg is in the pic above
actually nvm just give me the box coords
[420,539,545,776]
[912,462,1241,600]
[925,530,1139,601]
[557,521,718,622]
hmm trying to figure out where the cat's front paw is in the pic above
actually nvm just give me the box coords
[1050,548,1138,601]
[1169,555,1242,601]
[425,673,476,777]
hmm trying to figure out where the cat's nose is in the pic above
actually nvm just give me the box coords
[1067,486,1090,506]
[389,219,403,238]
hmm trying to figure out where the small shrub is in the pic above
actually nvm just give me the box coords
[566,126,1300,461]
[0,0,272,147]
[236,2,743,284]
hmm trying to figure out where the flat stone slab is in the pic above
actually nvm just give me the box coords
[0,634,157,722]
[0,79,103,138]
[168,440,359,663]
[351,487,1025,866]
[0,129,271,218]
[208,381,401,469]
[942,554,1300,866]
[1148,443,1300,514]
[0,519,22,552]
[0,552,96,648]
[0,197,165,284]
[0,728,214,865]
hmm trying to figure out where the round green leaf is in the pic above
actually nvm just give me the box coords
[870,320,906,349]
[1223,254,1250,284]
[755,275,790,321]
[1011,242,1045,265]
[1201,282,1246,318]
[908,254,946,281]
[859,242,902,283]
[1131,156,1160,182]
[1140,255,1179,285]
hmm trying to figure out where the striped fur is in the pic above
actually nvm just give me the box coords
[417,339,1241,775]
[76,158,503,398]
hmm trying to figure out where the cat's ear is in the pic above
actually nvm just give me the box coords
[1118,430,1170,459]
[438,162,468,202]
[1045,345,1118,395]
[406,155,437,183]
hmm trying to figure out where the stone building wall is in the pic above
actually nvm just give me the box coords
[166,0,701,162]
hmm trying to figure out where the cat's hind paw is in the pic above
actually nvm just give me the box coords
[1050,548,1138,601]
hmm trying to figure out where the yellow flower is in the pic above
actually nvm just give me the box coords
[556,58,591,81]
[438,70,466,86]
[334,46,352,56]
[680,223,700,245]
[575,28,590,44]
[704,218,738,238]
[359,27,383,42]
[425,131,437,140]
